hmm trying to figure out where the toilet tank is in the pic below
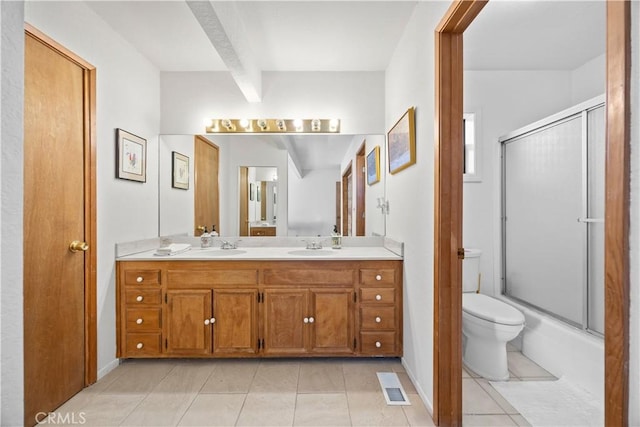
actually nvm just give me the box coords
[463,248,481,293]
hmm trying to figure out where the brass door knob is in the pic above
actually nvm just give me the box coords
[69,240,89,253]
[196,225,206,232]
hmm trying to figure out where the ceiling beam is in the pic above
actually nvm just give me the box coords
[275,135,304,178]
[186,1,262,102]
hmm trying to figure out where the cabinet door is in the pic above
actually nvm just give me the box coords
[309,288,354,354]
[263,288,307,355]
[212,288,258,355]
[165,290,212,355]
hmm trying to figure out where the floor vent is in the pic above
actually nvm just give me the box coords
[377,372,411,406]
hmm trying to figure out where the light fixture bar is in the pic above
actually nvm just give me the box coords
[205,118,340,133]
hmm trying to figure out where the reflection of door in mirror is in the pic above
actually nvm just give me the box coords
[239,167,249,236]
[194,136,219,236]
[342,163,352,236]
[356,143,366,236]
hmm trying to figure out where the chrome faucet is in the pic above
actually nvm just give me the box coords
[304,240,323,250]
[220,240,238,250]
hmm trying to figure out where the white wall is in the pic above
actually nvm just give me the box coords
[463,71,574,297]
[288,167,340,236]
[159,135,194,236]
[24,0,161,387]
[571,54,605,105]
[160,71,385,135]
[383,1,450,411]
[1,1,25,424]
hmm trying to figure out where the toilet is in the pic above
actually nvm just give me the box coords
[462,249,525,381]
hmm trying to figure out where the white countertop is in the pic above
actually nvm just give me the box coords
[117,245,402,261]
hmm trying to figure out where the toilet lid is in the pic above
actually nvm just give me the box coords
[462,293,525,326]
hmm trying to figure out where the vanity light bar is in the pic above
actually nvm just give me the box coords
[204,118,340,133]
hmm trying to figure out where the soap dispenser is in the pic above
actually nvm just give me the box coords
[331,225,342,249]
[200,226,211,248]
[210,225,219,237]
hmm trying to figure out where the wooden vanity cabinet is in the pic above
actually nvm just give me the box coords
[116,259,402,359]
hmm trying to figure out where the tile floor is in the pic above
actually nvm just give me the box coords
[52,348,555,427]
[462,344,557,426]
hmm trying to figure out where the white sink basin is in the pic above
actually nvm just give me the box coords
[197,249,247,256]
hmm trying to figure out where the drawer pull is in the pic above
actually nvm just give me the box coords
[376,294,382,301]
[136,295,144,302]
[204,319,210,325]
[309,316,315,323]
[375,316,381,323]
[210,317,216,324]
[136,318,143,325]
[303,317,309,324]
[375,341,381,348]
[136,276,143,283]
[136,343,143,349]
[375,275,382,281]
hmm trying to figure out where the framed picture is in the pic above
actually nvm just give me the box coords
[387,107,416,174]
[366,146,381,185]
[116,128,146,182]
[172,151,189,190]
[250,183,254,201]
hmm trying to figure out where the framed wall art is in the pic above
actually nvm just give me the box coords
[387,107,416,174]
[366,146,381,185]
[172,151,189,190]
[116,128,146,182]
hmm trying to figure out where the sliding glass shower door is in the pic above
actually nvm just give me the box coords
[501,100,605,334]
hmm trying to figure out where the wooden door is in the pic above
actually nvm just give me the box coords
[309,288,354,354]
[262,289,307,354]
[356,143,366,236]
[212,288,258,355]
[194,136,219,236]
[239,167,249,236]
[24,29,96,426]
[165,290,212,355]
[341,164,352,236]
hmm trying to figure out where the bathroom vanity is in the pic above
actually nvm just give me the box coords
[116,244,403,359]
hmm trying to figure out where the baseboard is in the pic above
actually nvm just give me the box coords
[401,357,434,417]
[97,358,120,380]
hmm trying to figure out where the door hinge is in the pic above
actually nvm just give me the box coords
[165,293,167,303]
[165,338,168,349]
[353,292,357,303]
[353,338,357,349]
[457,248,465,260]
[258,338,261,349]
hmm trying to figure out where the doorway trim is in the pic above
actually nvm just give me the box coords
[433,1,630,426]
[341,162,353,235]
[356,142,366,236]
[25,24,97,385]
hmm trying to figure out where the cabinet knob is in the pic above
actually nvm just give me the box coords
[375,341,381,348]
[136,318,143,325]
[303,317,309,324]
[136,276,143,283]
[376,274,382,281]
[204,319,210,325]
[136,295,143,302]
[375,294,382,301]
[210,317,216,324]
[136,343,143,349]
[375,317,381,323]
[309,317,315,323]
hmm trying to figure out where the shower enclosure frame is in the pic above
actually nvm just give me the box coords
[499,95,605,336]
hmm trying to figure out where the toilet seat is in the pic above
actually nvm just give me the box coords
[463,293,524,326]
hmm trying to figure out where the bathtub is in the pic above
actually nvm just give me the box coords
[500,296,604,402]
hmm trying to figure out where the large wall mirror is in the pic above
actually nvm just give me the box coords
[159,133,387,238]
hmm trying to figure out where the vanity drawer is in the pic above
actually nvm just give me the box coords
[264,269,354,285]
[126,308,161,331]
[360,269,396,286]
[360,288,395,304]
[360,306,396,329]
[124,270,161,286]
[167,269,258,287]
[360,332,396,354]
[125,333,161,355]
[125,289,162,306]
